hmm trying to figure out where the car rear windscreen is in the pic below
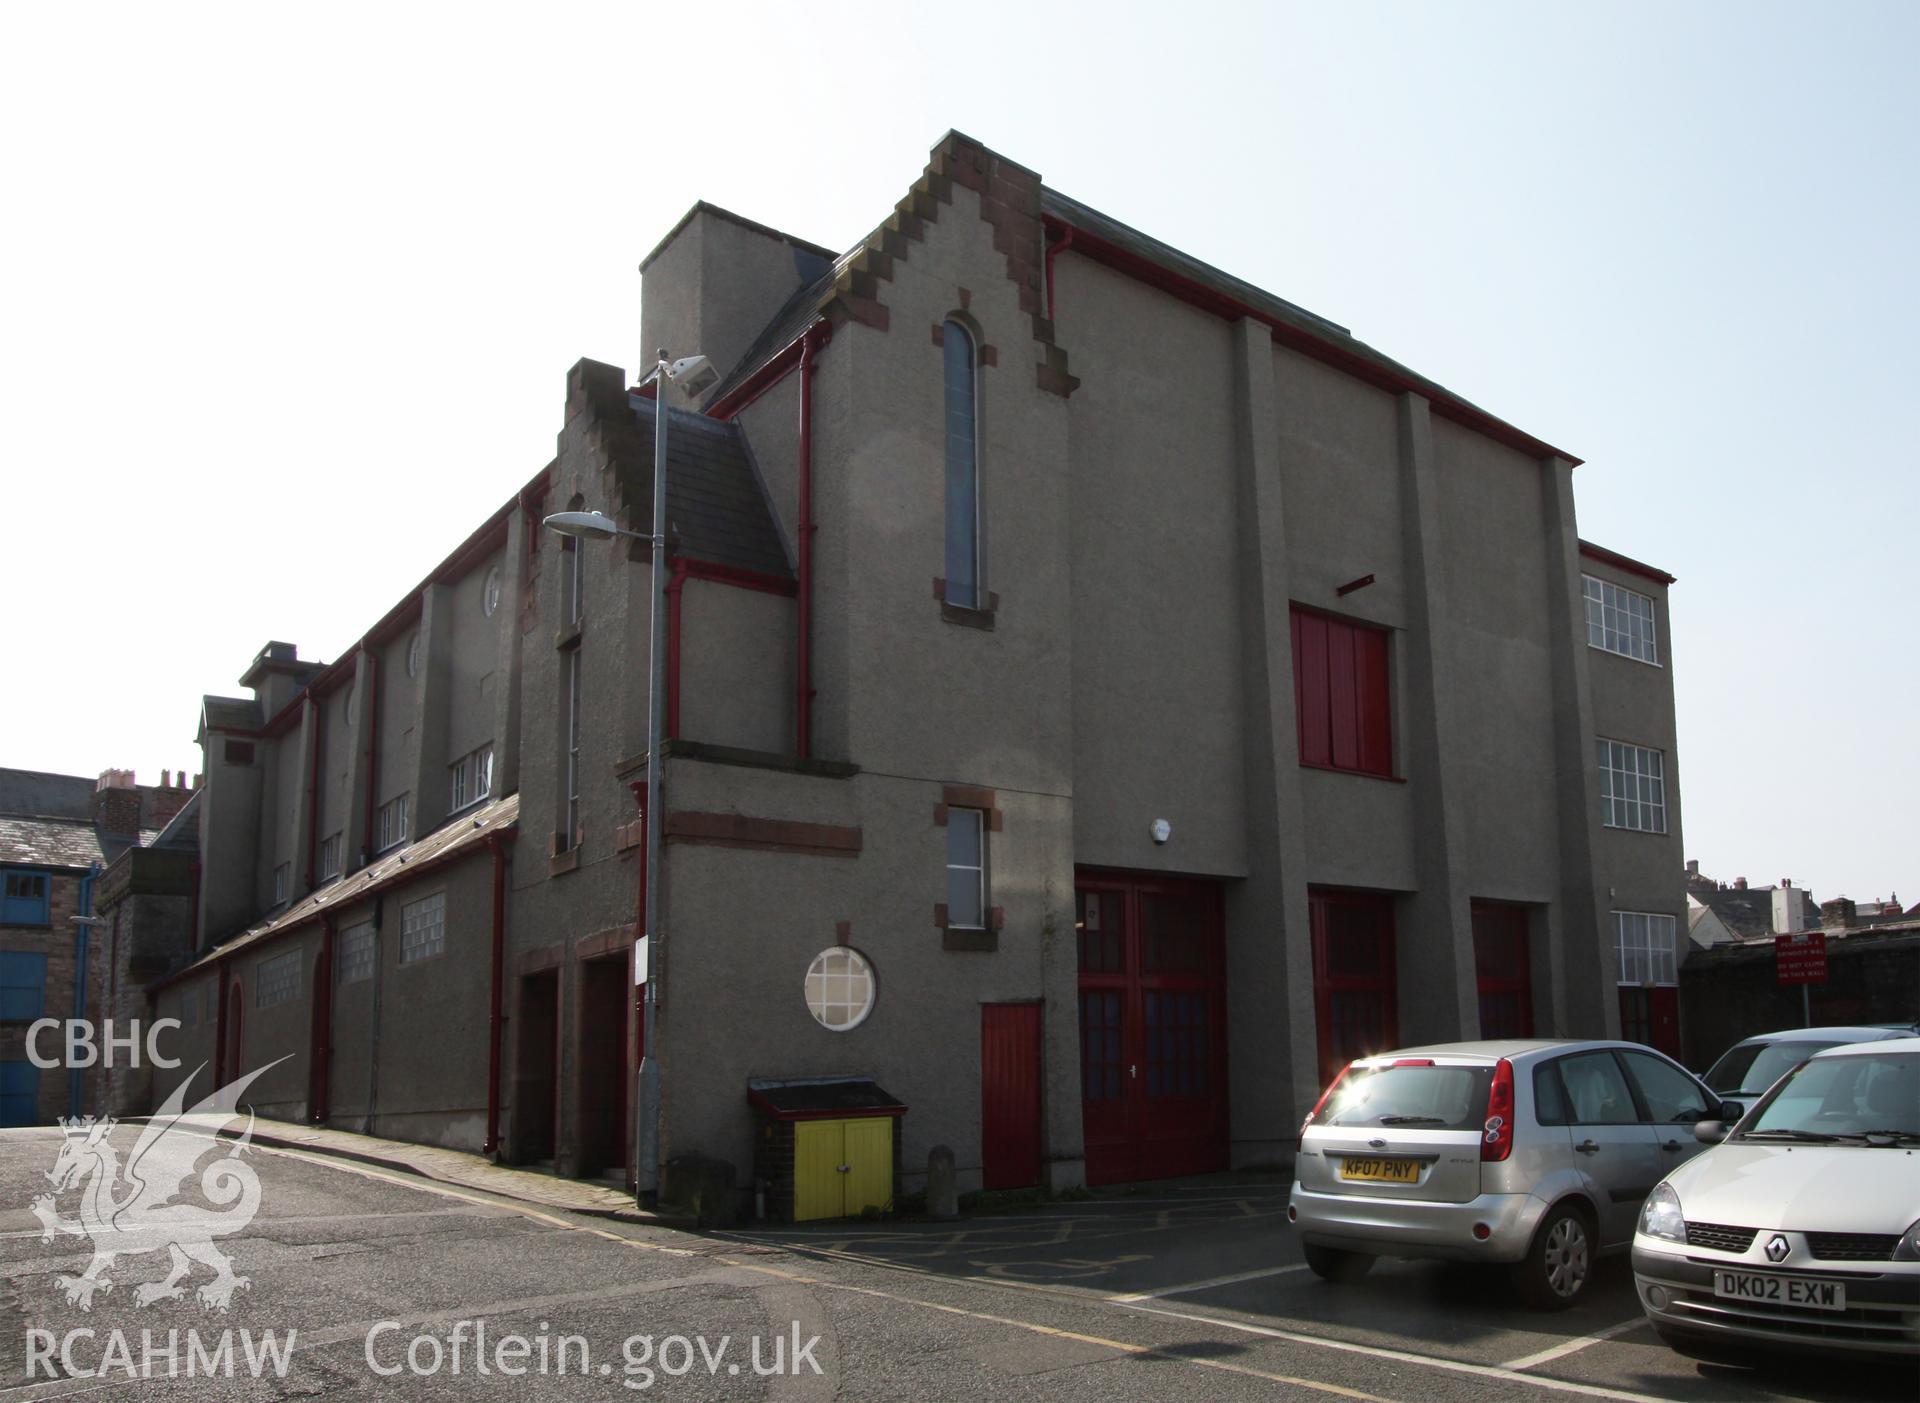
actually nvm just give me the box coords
[1322,1065,1492,1131]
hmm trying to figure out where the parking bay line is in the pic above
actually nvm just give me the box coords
[1113,1300,1673,1403]
[1109,1263,1312,1301]
[1500,1317,1649,1371]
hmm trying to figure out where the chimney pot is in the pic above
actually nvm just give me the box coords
[161,768,171,788]
[1733,876,1748,890]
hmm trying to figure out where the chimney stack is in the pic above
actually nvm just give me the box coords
[93,772,141,837]
[1733,876,1748,891]
[1771,883,1808,935]
[1821,898,1857,931]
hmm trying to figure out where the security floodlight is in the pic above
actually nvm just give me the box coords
[665,354,717,394]
[542,510,644,542]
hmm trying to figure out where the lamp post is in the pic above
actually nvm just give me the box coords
[544,348,714,1206]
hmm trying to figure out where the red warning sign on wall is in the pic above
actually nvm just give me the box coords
[1774,931,1827,986]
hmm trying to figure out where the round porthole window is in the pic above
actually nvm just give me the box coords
[482,565,503,618]
[405,631,422,679]
[804,946,876,1032]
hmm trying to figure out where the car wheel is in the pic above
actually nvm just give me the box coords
[1512,1204,1591,1311]
[1303,1243,1373,1284]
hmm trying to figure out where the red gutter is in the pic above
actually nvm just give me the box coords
[1578,540,1677,587]
[313,916,335,1123]
[1042,214,1581,468]
[796,321,831,758]
[303,696,322,890]
[665,561,688,741]
[1046,225,1074,319]
[705,330,811,422]
[483,832,507,1156]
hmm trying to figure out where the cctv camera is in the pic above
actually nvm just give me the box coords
[666,354,718,395]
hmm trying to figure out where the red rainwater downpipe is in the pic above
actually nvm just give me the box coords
[360,646,380,864]
[484,831,508,1157]
[313,915,335,1123]
[1046,226,1074,320]
[627,778,647,1078]
[796,320,831,758]
[665,560,688,740]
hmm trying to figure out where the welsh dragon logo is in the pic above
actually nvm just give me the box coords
[31,1060,286,1312]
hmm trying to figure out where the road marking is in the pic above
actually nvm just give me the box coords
[1115,1301,1672,1403]
[1501,1317,1649,1371]
[1109,1263,1311,1301]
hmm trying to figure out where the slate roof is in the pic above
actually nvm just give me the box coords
[0,768,96,821]
[0,815,105,871]
[202,696,263,732]
[616,397,793,578]
[1692,888,1779,941]
[172,793,518,974]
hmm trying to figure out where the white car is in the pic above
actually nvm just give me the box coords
[1702,1024,1919,1101]
[1633,1037,1920,1361]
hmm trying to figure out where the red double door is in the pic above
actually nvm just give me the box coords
[1076,873,1228,1186]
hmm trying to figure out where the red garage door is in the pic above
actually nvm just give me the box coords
[981,1003,1043,1191]
[1076,873,1227,1186]
[1310,889,1398,1087]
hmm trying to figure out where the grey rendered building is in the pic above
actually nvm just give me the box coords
[148,132,1687,1206]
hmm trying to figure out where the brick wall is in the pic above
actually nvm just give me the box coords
[0,868,109,1124]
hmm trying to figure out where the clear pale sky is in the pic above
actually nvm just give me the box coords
[3,3,1912,904]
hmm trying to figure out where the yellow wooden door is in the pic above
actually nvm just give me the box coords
[793,1119,844,1222]
[842,1117,893,1216]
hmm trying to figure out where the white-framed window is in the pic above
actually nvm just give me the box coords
[1583,575,1659,665]
[319,832,342,880]
[1613,911,1678,986]
[272,862,290,906]
[449,744,494,813]
[946,808,987,929]
[942,318,982,609]
[804,946,877,1031]
[1598,739,1667,834]
[377,794,409,853]
[399,892,445,964]
[565,536,585,627]
[338,921,376,983]
[256,949,302,1009]
[482,565,503,618]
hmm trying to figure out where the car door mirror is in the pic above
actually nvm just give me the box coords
[1718,1100,1745,1122]
[1694,1119,1729,1145]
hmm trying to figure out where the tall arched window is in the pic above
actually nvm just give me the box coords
[942,319,980,609]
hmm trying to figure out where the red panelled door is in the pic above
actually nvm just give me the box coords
[1076,874,1227,1186]
[980,1003,1043,1191]
[1471,902,1534,1040]
[1309,889,1398,1087]
[1619,987,1682,1059]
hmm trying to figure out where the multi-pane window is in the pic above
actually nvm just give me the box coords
[272,862,290,906]
[1613,911,1678,986]
[946,808,986,928]
[399,892,445,964]
[1291,607,1393,777]
[1,871,51,926]
[377,795,409,853]
[337,921,376,983]
[318,833,343,880]
[256,950,302,1009]
[942,319,980,609]
[1598,739,1668,833]
[449,744,493,813]
[804,946,876,1031]
[1583,575,1659,665]
[0,952,48,1021]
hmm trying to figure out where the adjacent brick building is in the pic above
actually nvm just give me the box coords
[144,133,1689,1212]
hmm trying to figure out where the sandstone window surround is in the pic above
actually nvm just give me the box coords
[933,784,1006,952]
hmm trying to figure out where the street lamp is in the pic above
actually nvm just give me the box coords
[542,348,711,1207]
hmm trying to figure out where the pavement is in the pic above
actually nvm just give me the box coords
[0,1125,1912,1400]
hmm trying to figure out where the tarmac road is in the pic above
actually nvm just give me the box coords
[0,1129,1911,1401]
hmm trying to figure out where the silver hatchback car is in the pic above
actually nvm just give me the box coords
[1288,1039,1732,1309]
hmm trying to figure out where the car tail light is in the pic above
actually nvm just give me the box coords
[1481,1057,1515,1162]
[1298,1064,1351,1151]
[1391,1058,1435,1067]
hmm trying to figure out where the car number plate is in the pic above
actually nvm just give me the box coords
[1713,1271,1845,1311]
[1337,1157,1419,1184]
